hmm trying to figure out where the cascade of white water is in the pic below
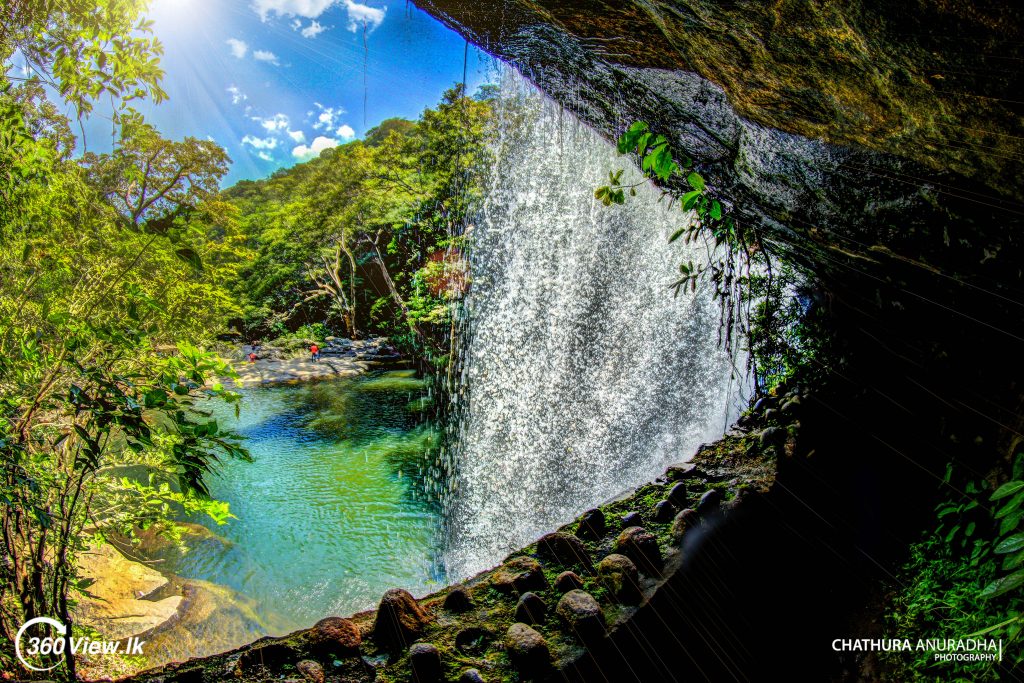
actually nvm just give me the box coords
[442,70,748,580]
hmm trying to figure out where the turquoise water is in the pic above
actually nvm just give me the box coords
[169,371,443,634]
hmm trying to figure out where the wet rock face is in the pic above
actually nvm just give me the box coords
[415,0,1023,198]
[413,0,1024,454]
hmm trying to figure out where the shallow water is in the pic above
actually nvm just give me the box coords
[166,371,443,635]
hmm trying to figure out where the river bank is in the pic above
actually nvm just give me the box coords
[231,337,407,385]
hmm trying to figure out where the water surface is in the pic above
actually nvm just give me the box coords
[169,370,442,634]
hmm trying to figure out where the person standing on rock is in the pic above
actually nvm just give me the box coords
[310,343,320,362]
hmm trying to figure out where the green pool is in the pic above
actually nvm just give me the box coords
[169,370,443,634]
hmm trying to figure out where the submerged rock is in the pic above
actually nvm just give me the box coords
[492,556,548,594]
[373,588,429,651]
[459,669,486,683]
[505,623,550,674]
[614,526,663,575]
[514,591,547,625]
[556,590,606,643]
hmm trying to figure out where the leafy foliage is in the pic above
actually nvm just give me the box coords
[0,4,250,677]
[596,121,816,394]
[884,456,1024,679]
[225,84,494,369]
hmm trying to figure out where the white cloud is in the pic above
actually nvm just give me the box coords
[301,20,326,38]
[311,103,345,131]
[254,113,290,133]
[226,38,248,59]
[291,18,302,30]
[251,0,334,20]
[227,85,248,105]
[253,49,280,65]
[292,136,338,159]
[288,129,306,142]
[257,151,274,161]
[343,0,385,33]
[335,124,355,139]
[242,135,279,150]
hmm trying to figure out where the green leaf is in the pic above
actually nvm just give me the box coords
[669,227,686,243]
[980,569,1024,599]
[682,190,701,211]
[687,171,705,191]
[710,200,722,220]
[175,247,203,271]
[992,481,1024,500]
[996,533,1024,554]
[1003,511,1024,537]
[996,490,1024,519]
[1004,549,1024,571]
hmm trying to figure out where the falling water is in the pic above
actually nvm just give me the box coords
[441,71,748,580]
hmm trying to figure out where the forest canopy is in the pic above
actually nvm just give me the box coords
[0,1,491,676]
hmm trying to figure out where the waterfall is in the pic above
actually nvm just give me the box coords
[441,71,748,580]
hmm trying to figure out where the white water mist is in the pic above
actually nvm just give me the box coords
[442,70,747,580]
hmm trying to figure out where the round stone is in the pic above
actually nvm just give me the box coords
[372,588,429,651]
[556,590,606,643]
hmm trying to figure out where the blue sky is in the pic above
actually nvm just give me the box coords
[79,0,493,185]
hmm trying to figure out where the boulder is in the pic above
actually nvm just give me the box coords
[492,556,548,594]
[598,554,641,604]
[295,660,324,683]
[409,642,443,683]
[556,590,606,643]
[537,531,594,571]
[620,511,643,528]
[652,500,675,522]
[553,571,584,593]
[514,591,547,625]
[505,623,550,675]
[443,586,473,613]
[575,508,606,541]
[307,616,360,655]
[697,489,724,516]
[459,669,486,683]
[665,462,703,481]
[614,527,662,575]
[671,508,699,543]
[667,481,688,507]
[373,588,430,651]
